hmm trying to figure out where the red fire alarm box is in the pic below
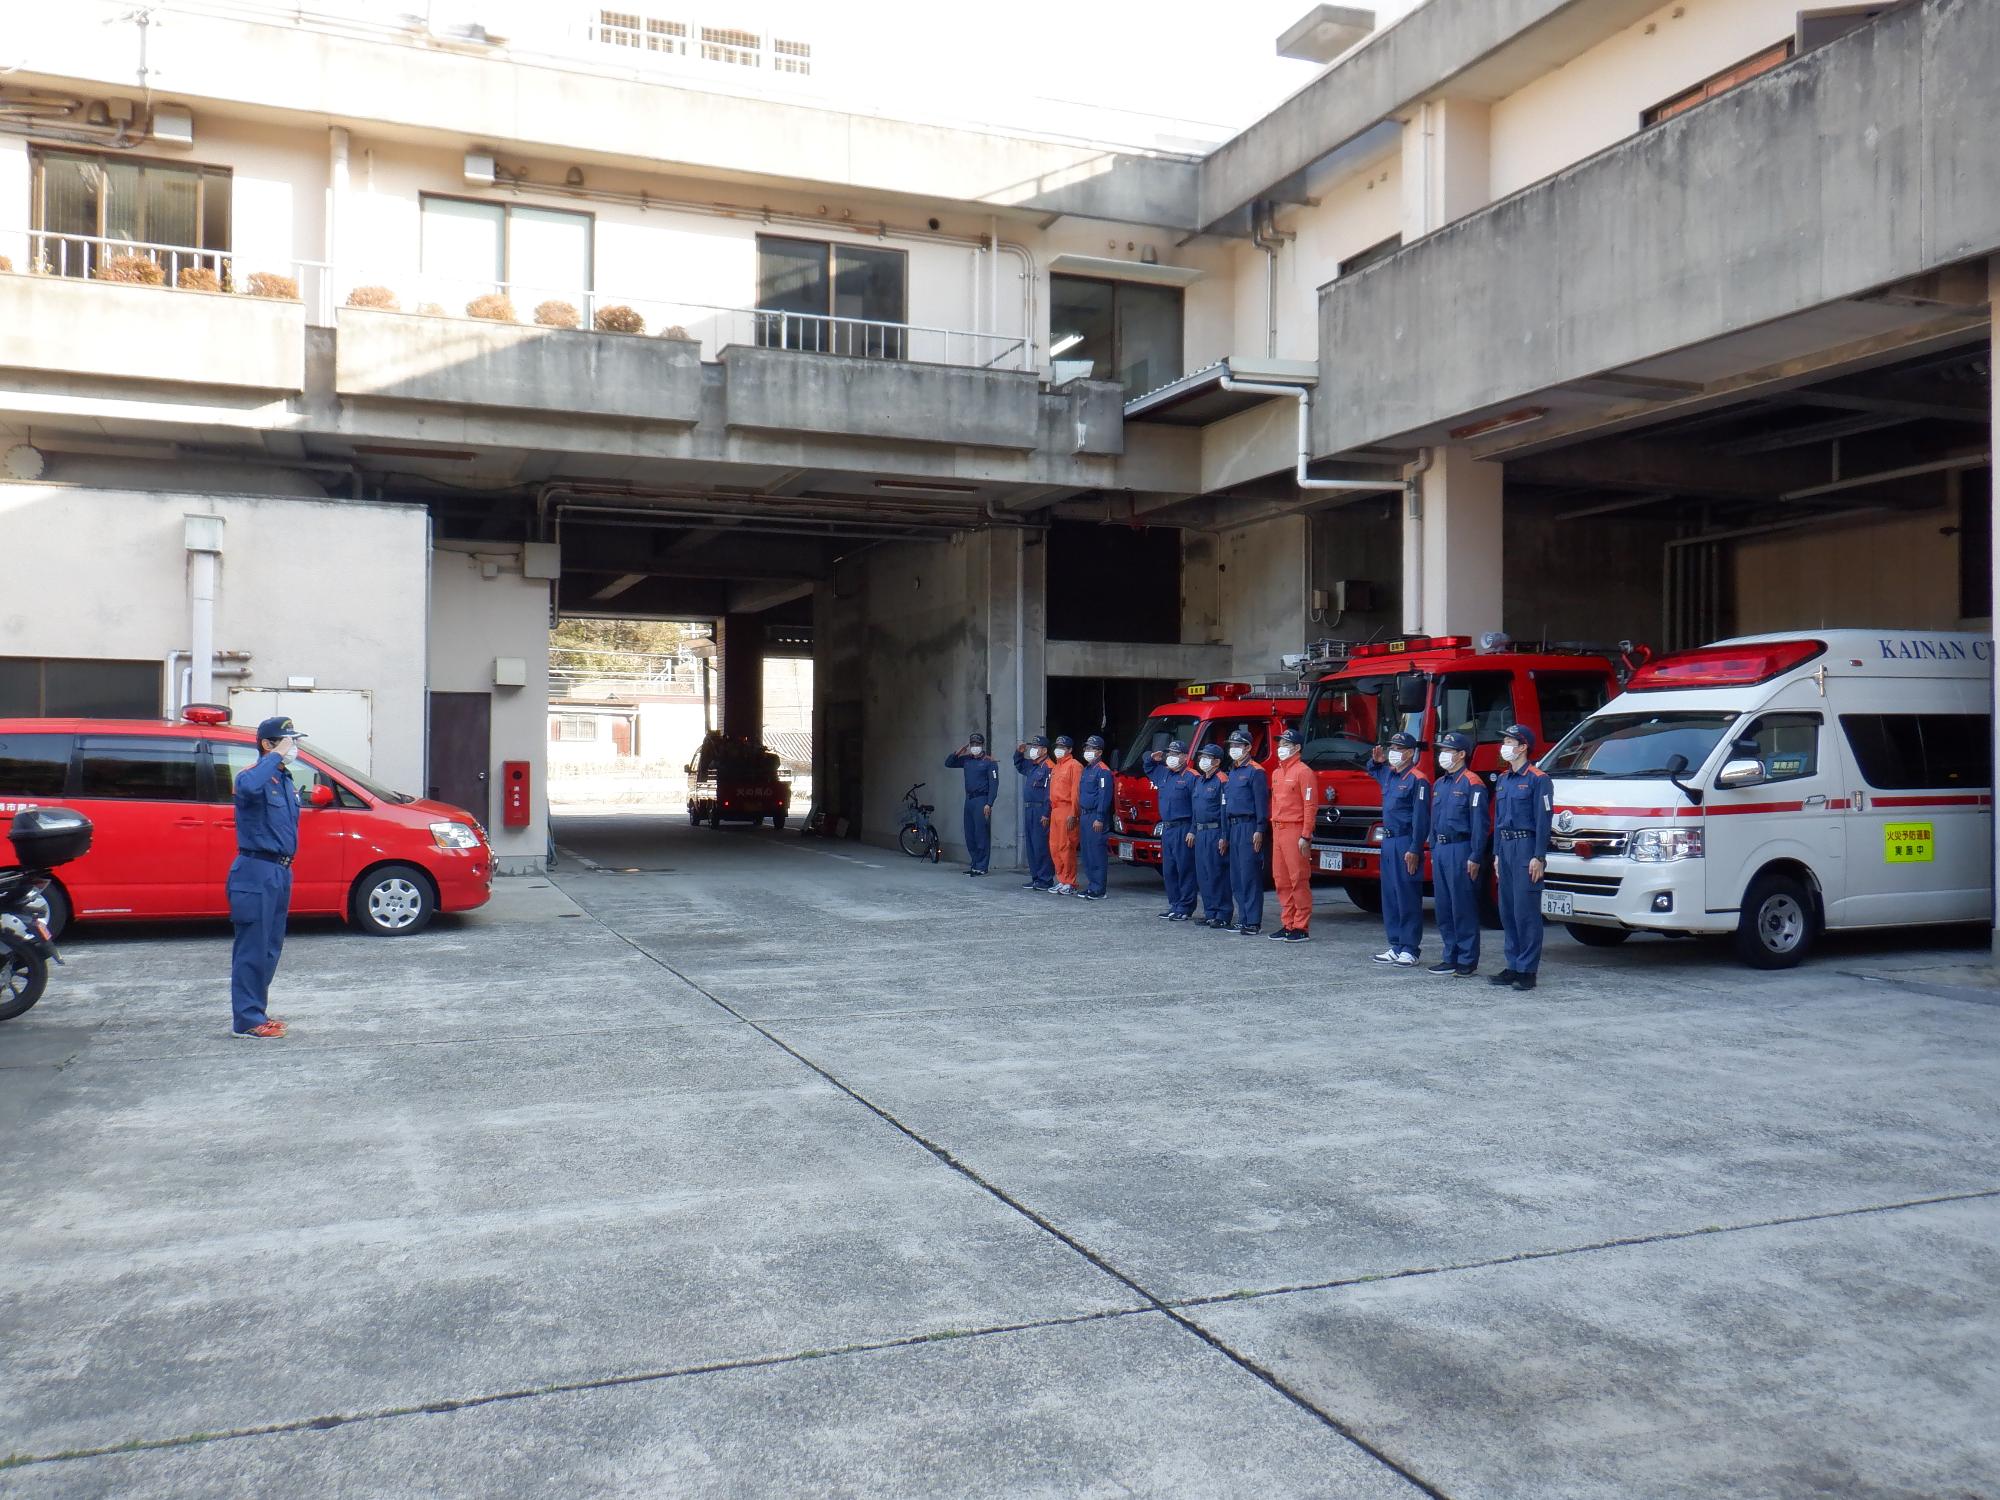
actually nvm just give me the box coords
[501,760,531,827]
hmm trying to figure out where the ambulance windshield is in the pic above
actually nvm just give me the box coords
[1300,674,1423,770]
[1118,715,1200,776]
[1544,711,1739,779]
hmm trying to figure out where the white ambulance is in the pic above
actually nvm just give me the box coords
[1539,630,1992,968]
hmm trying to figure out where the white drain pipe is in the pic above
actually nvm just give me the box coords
[1215,374,1403,495]
[183,515,225,706]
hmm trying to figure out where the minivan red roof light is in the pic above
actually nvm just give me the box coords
[182,704,230,725]
[1626,639,1825,691]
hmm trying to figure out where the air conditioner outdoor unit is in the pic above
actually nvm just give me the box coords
[151,105,194,148]
[464,151,496,188]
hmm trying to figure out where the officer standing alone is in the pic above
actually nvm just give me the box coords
[1219,727,1269,935]
[1047,734,1082,895]
[227,715,307,1039]
[1145,740,1198,920]
[1425,731,1490,976]
[1075,735,1114,900]
[1013,736,1055,891]
[1490,724,1554,991]
[1266,727,1317,942]
[1367,731,1431,967]
[945,733,999,877]
[1191,743,1233,928]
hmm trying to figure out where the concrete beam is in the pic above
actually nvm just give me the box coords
[727,578,817,615]
[1043,639,1232,681]
[1316,0,2000,458]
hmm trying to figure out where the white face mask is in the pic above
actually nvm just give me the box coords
[1198,758,1218,774]
[1388,749,1410,770]
[1053,746,1070,760]
[1276,744,1296,761]
[1502,743,1526,766]
[1166,755,1184,771]
[1227,745,1247,763]
[1083,748,1099,763]
[1027,746,1044,761]
[1438,751,1462,774]
[278,739,300,765]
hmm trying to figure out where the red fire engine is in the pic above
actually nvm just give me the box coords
[1110,681,1306,869]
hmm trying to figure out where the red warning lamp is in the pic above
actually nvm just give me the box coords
[1182,681,1252,700]
[1628,639,1825,692]
[182,704,230,725]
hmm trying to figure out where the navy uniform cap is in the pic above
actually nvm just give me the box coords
[1500,723,1536,746]
[1226,727,1254,745]
[1387,731,1419,749]
[968,733,985,746]
[1028,733,1048,747]
[1437,730,1473,753]
[1277,728,1302,747]
[256,716,307,742]
[1054,734,1074,748]
[1166,740,1188,755]
[1084,734,1105,750]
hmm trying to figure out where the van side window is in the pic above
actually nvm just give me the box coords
[1435,673,1516,744]
[207,742,351,806]
[0,733,75,797]
[1532,672,1611,746]
[76,738,200,802]
[1840,714,1993,790]
[1740,712,1821,784]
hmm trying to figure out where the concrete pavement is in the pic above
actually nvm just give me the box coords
[2,811,1995,1497]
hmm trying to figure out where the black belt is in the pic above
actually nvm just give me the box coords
[1434,836,1468,846]
[1227,814,1257,823]
[1195,820,1221,830]
[1498,829,1534,840]
[241,849,293,867]
[1160,816,1190,827]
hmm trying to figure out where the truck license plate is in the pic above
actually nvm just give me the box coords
[1117,841,1134,861]
[1317,850,1343,872]
[1540,891,1574,917]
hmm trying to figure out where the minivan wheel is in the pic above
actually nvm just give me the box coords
[352,865,436,936]
[1565,923,1630,948]
[40,881,70,942]
[1734,872,1815,969]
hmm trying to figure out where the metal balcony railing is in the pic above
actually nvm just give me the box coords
[20,231,337,325]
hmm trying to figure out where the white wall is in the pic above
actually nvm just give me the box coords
[0,134,29,270]
[428,541,552,872]
[1487,0,1805,200]
[0,482,429,783]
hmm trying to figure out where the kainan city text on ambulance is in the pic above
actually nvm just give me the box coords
[1541,630,1993,969]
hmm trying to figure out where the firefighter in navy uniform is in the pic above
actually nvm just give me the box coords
[1191,743,1233,928]
[1219,726,1270,935]
[1425,730,1490,976]
[1013,736,1055,890]
[1367,731,1431,967]
[945,733,1000,877]
[227,715,308,1039]
[1076,734,1114,899]
[1145,740,1198,920]
[1490,723,1555,991]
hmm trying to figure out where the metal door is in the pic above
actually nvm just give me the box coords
[428,692,492,828]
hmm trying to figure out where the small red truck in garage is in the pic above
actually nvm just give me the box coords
[1111,681,1307,869]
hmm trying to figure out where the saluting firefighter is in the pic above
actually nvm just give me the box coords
[1145,740,1199,920]
[1425,730,1490,976]
[1075,734,1114,900]
[945,732,1000,877]
[1219,727,1270,935]
[1266,727,1317,942]
[1191,741,1234,928]
[1490,723,1554,992]
[1367,730,1430,967]
[1047,734,1083,895]
[1013,735,1055,891]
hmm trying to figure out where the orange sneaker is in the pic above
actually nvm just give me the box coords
[231,1020,288,1039]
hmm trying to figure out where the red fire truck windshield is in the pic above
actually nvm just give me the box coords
[1299,674,1424,770]
[1118,714,1200,775]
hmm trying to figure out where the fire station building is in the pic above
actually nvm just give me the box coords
[0,0,1992,871]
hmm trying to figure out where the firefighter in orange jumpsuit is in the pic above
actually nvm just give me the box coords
[1267,726,1318,941]
[1046,734,1082,895]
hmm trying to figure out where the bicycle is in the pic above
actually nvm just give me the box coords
[898,783,942,862]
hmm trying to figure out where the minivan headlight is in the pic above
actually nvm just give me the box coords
[1629,827,1704,863]
[431,821,481,850]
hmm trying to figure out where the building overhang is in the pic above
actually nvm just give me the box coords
[1124,359,1317,427]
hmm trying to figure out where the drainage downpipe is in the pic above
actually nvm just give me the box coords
[1401,448,1435,634]
[999,240,1037,373]
[1215,376,1404,495]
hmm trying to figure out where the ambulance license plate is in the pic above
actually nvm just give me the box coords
[1318,851,1343,872]
[1117,841,1134,861]
[1541,891,1574,917]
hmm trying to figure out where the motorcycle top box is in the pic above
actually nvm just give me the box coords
[9,807,93,868]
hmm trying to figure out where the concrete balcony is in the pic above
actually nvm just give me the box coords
[0,271,306,393]
[1314,0,1999,457]
[333,308,703,423]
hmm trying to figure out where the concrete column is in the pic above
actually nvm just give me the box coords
[1406,447,1504,637]
[984,527,1044,870]
[1989,257,1998,961]
[719,613,763,743]
[1399,97,1492,239]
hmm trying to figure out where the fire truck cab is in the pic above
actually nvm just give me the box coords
[1111,681,1306,869]
[1298,635,1622,911]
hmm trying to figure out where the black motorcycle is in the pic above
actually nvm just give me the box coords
[0,807,93,1022]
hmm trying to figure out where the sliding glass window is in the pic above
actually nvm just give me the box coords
[755,236,907,358]
[30,149,231,279]
[1049,274,1183,393]
[418,196,593,314]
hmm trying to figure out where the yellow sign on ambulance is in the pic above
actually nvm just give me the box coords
[1883,822,1934,863]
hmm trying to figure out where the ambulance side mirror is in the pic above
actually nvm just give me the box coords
[309,783,336,808]
[1717,759,1765,789]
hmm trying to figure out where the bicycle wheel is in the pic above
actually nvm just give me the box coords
[898,822,926,859]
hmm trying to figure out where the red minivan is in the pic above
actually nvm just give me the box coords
[0,709,493,937]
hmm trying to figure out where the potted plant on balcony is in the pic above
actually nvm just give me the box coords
[534,300,581,328]
[346,285,400,311]
[95,253,166,286]
[246,272,300,300]
[467,293,516,322]
[175,267,221,292]
[595,305,645,334]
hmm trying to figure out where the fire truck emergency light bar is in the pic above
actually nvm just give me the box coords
[1179,681,1297,700]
